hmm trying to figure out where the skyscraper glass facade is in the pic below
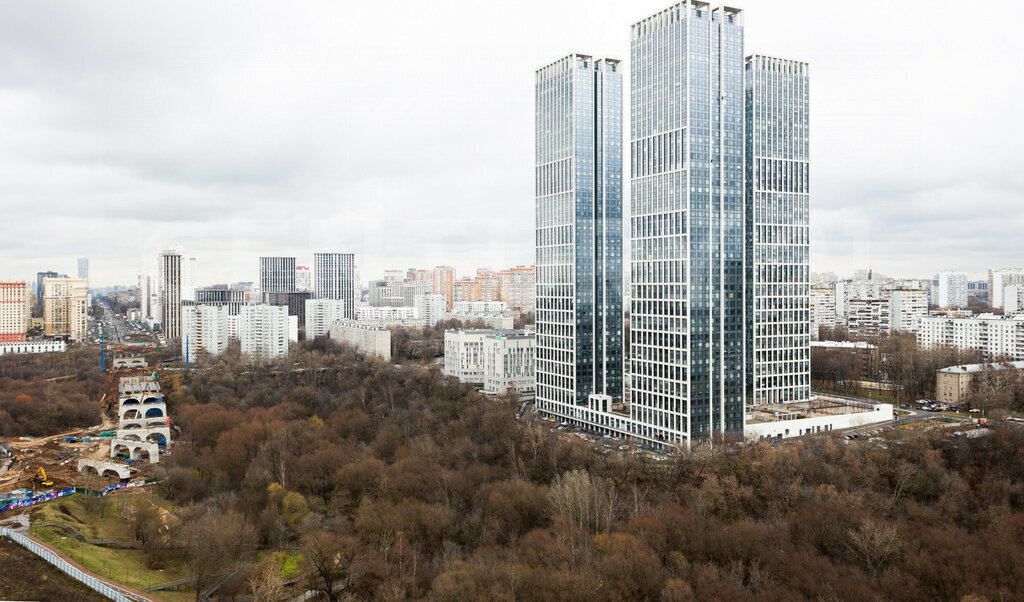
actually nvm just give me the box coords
[259,257,296,294]
[745,55,810,405]
[630,3,746,446]
[535,54,624,422]
[314,252,356,319]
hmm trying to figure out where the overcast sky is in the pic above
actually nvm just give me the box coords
[1,1,1021,287]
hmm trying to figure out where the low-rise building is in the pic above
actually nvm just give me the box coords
[444,329,491,384]
[745,397,894,441]
[329,320,391,359]
[443,312,515,330]
[452,301,507,314]
[445,328,535,396]
[936,360,1024,406]
[357,306,418,321]
[0,340,66,356]
[483,330,536,398]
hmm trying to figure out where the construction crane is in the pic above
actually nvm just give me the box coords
[36,467,53,487]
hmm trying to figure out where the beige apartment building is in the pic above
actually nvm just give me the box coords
[43,277,88,341]
[936,360,1024,406]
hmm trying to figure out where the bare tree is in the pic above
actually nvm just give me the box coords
[847,520,900,575]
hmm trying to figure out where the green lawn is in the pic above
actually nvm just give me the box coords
[29,493,193,602]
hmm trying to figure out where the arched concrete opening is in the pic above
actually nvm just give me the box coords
[122,434,141,441]
[147,432,168,447]
[121,398,140,406]
[123,423,142,430]
[78,459,130,480]
[143,396,162,404]
[122,409,141,420]
[113,444,131,458]
[144,407,164,418]
[132,447,151,462]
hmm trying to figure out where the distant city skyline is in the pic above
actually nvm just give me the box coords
[2,1,1021,286]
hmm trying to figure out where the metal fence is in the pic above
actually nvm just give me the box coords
[0,526,141,601]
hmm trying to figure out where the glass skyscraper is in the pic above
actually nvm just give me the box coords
[314,252,356,319]
[745,55,811,405]
[630,3,746,446]
[535,54,624,426]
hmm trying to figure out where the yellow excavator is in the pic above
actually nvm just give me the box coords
[36,467,53,487]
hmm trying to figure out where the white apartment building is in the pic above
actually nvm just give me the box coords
[0,281,30,343]
[809,288,836,338]
[305,298,347,338]
[444,329,493,384]
[848,298,890,338]
[933,271,968,309]
[1004,285,1024,314]
[482,331,536,398]
[989,269,1024,309]
[889,289,929,333]
[239,304,290,360]
[835,281,886,319]
[329,320,391,359]
[414,293,447,327]
[918,313,1024,360]
[181,304,230,363]
[43,277,89,341]
[452,301,507,314]
[357,306,418,321]
[444,312,515,330]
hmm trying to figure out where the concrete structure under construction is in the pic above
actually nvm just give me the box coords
[112,356,148,369]
[111,375,170,463]
[77,459,130,480]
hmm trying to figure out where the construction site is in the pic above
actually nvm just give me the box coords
[0,357,174,503]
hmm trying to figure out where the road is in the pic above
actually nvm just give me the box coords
[97,302,129,346]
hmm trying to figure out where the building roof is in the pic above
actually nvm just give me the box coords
[938,361,1024,375]
[810,341,876,349]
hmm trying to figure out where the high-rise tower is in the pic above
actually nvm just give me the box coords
[630,3,746,445]
[314,252,356,319]
[259,257,296,294]
[159,250,184,339]
[535,54,624,424]
[745,55,811,406]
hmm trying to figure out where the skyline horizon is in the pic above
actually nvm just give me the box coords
[2,0,1020,288]
[8,253,1003,291]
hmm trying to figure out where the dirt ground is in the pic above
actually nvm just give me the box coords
[1,369,164,495]
[0,535,107,601]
